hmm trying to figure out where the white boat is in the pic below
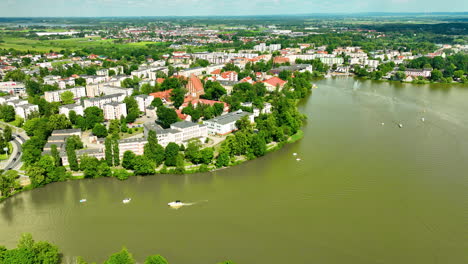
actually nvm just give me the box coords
[168,200,184,208]
[421,117,425,122]
[398,124,403,128]
[122,198,131,204]
[381,123,385,126]
[296,158,301,161]
[293,153,298,156]
[79,199,87,203]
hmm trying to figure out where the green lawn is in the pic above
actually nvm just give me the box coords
[0,36,166,52]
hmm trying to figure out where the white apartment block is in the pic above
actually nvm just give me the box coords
[134,94,153,112]
[203,110,254,135]
[83,93,126,109]
[103,102,127,120]
[144,121,208,147]
[319,57,344,66]
[96,69,109,76]
[0,82,26,95]
[44,87,86,103]
[118,138,148,156]
[254,43,281,52]
[102,86,133,97]
[59,104,84,117]
[15,104,39,119]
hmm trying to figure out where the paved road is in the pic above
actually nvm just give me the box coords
[0,127,26,171]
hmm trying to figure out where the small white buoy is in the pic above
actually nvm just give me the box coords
[381,122,385,126]
[293,153,297,156]
[296,158,301,161]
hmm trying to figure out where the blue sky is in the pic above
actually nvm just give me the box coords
[0,0,466,17]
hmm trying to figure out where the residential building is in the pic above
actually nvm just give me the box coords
[103,102,127,120]
[59,104,84,117]
[0,82,26,95]
[15,104,39,119]
[263,77,287,91]
[44,87,86,103]
[118,138,148,156]
[203,110,254,135]
[135,94,154,112]
[144,121,208,147]
[405,68,432,78]
[83,93,126,109]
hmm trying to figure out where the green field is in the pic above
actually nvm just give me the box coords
[0,36,167,52]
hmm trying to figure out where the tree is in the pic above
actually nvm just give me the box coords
[81,107,104,130]
[201,81,226,100]
[113,138,120,166]
[170,88,186,109]
[79,155,101,178]
[22,137,45,166]
[105,137,113,166]
[164,143,179,166]
[185,140,202,164]
[215,150,230,168]
[124,96,140,123]
[68,110,78,125]
[144,130,165,165]
[48,114,72,131]
[108,119,121,138]
[213,103,224,116]
[144,255,169,264]
[251,134,267,157]
[200,148,214,165]
[65,138,79,171]
[235,116,252,132]
[60,91,75,104]
[0,170,18,198]
[122,151,137,170]
[151,98,163,107]
[133,156,155,175]
[50,144,62,167]
[0,104,16,122]
[113,169,131,181]
[156,106,178,128]
[92,123,108,138]
[104,247,135,264]
[3,126,12,142]
[431,69,443,81]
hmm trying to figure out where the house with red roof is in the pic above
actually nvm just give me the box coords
[263,77,287,91]
[150,89,173,103]
[218,71,238,82]
[240,76,254,84]
[273,56,290,65]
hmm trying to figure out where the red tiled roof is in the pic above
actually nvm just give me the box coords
[211,69,221,75]
[263,77,287,87]
[150,89,173,101]
[156,78,165,84]
[273,57,290,64]
[220,71,237,79]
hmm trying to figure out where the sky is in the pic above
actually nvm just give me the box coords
[0,0,466,17]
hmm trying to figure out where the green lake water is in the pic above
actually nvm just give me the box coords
[1,77,467,264]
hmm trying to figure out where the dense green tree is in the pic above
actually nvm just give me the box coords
[184,140,202,164]
[48,114,72,131]
[133,156,155,175]
[156,106,178,128]
[79,155,101,178]
[65,137,79,171]
[3,126,12,142]
[170,88,186,109]
[160,77,183,91]
[92,123,108,138]
[81,107,104,130]
[104,247,135,264]
[201,81,227,101]
[123,96,140,123]
[22,137,45,166]
[431,69,443,81]
[144,255,169,264]
[200,148,214,165]
[0,104,16,122]
[151,98,163,107]
[122,151,136,170]
[144,130,165,165]
[113,138,120,166]
[0,170,18,198]
[50,144,62,167]
[164,142,179,166]
[113,169,131,181]
[215,149,230,168]
[105,137,113,166]
[60,91,75,104]
[251,134,267,157]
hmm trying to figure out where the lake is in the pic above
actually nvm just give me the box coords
[1,77,467,264]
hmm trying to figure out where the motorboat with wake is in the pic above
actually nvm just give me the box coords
[79,199,87,203]
[168,200,184,208]
[122,198,131,204]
